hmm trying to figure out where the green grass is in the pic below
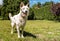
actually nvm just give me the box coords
[0,20,60,41]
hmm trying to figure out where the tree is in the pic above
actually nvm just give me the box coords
[28,8,35,20]
[1,0,29,20]
[32,2,41,9]
[32,4,37,8]
[43,1,54,6]
[37,2,41,8]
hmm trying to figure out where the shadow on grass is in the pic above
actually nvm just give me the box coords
[14,30,36,38]
[23,31,36,38]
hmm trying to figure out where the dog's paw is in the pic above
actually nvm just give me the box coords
[18,36,20,38]
[21,37,24,38]
[21,35,24,38]
[11,32,13,34]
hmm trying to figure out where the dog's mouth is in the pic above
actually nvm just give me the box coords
[23,12,27,15]
[22,12,27,17]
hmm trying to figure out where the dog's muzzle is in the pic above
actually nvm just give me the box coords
[22,11,28,17]
[23,11,28,15]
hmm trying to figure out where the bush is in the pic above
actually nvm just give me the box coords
[31,5,54,20]
[28,8,35,20]
[30,6,60,21]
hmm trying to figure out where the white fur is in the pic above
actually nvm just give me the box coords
[9,2,29,38]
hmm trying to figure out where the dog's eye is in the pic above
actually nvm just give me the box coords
[27,8,29,10]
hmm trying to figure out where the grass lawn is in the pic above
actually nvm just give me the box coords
[0,20,60,41]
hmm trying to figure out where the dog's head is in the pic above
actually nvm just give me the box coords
[20,2,29,17]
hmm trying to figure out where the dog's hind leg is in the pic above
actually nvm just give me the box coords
[11,23,15,34]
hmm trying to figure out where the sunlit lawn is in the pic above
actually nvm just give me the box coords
[0,20,60,41]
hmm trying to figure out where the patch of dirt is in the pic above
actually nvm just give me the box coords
[35,34,45,38]
[0,39,3,41]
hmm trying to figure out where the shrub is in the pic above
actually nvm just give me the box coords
[28,8,35,20]
[31,5,54,20]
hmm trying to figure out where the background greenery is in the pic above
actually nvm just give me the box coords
[29,1,55,20]
[0,0,60,21]
[0,0,29,20]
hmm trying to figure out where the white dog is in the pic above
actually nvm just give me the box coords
[9,2,29,38]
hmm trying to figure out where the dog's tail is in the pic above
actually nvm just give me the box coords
[9,13,12,20]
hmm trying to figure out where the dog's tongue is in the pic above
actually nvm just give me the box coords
[22,13,27,17]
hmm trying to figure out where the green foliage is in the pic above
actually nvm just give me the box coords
[32,2,41,8]
[31,5,54,20]
[32,4,37,8]
[28,8,35,20]
[0,1,59,20]
[37,2,41,8]
[1,0,29,20]
[32,1,60,21]
[29,1,57,20]
[43,1,53,6]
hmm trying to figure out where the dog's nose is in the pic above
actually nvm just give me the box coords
[25,11,27,13]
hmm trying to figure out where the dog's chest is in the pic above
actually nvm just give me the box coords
[20,20,25,25]
[14,14,26,26]
[19,17,26,26]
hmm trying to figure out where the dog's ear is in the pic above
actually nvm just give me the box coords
[26,3,29,7]
[20,2,24,7]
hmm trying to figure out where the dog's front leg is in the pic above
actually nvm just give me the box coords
[16,25,20,38]
[21,26,24,38]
